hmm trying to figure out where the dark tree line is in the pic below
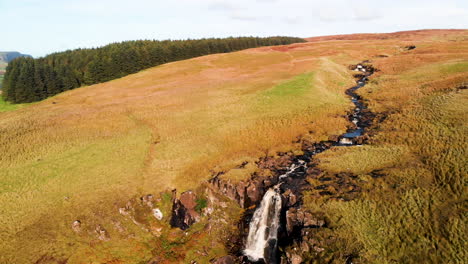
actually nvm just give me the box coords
[2,37,306,103]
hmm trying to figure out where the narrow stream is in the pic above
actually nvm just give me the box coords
[242,63,374,263]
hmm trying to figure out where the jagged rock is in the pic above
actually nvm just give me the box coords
[286,208,297,234]
[313,246,325,252]
[303,211,325,227]
[290,254,303,264]
[328,134,340,142]
[203,206,214,215]
[152,208,163,220]
[235,182,246,206]
[209,176,250,208]
[170,190,200,230]
[180,191,197,211]
[286,208,325,234]
[245,179,264,207]
[147,256,160,264]
[71,220,81,233]
[112,220,126,233]
[141,194,154,207]
[283,190,297,207]
[119,201,134,216]
[258,154,293,171]
[151,226,163,237]
[95,224,110,241]
[212,255,236,264]
[300,240,310,253]
[223,182,238,203]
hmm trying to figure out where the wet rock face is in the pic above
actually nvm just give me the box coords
[245,179,265,208]
[282,190,297,207]
[170,190,200,230]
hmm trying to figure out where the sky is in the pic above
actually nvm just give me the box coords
[1,0,467,57]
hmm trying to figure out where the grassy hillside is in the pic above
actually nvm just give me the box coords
[0,29,466,263]
[303,32,468,263]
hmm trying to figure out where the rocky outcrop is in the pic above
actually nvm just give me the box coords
[141,194,155,207]
[95,224,110,241]
[152,208,163,220]
[170,190,200,230]
[208,153,300,210]
[282,190,297,207]
[71,220,81,233]
[286,253,303,264]
[348,63,376,74]
[285,208,325,235]
[209,174,272,209]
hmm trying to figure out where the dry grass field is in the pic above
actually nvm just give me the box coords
[0,29,467,263]
[303,31,468,263]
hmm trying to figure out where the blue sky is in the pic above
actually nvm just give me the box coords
[1,0,467,57]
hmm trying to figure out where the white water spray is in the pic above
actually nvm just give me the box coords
[244,188,282,262]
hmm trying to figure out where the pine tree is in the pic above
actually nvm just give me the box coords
[3,36,306,103]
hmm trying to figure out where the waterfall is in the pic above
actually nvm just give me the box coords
[242,63,373,263]
[244,188,282,262]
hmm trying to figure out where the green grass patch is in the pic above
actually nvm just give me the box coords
[253,72,316,115]
[195,197,208,213]
[262,72,313,99]
[439,61,468,74]
[0,96,27,112]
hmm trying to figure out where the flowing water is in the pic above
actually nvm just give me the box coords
[243,188,282,262]
[243,63,373,263]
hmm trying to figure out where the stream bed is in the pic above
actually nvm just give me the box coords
[241,62,375,264]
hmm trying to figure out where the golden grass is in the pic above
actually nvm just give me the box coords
[304,34,468,263]
[0,38,357,263]
[0,29,467,263]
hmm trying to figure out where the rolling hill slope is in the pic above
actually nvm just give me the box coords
[0,29,467,263]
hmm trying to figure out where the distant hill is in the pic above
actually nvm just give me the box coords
[0,51,32,64]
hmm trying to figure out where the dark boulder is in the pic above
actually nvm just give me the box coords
[170,190,200,230]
